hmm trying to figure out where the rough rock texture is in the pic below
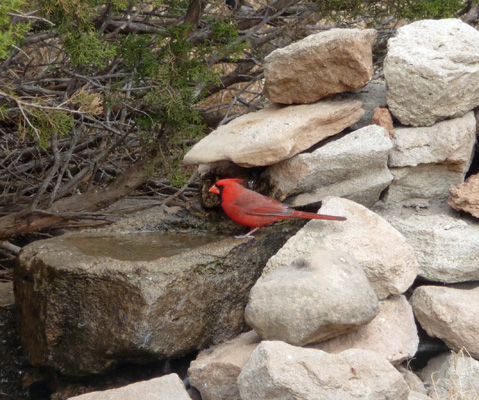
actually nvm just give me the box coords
[396,365,427,395]
[417,351,479,400]
[264,125,393,207]
[188,331,261,400]
[408,392,433,400]
[384,19,479,126]
[384,164,471,204]
[389,112,476,170]
[312,295,418,364]
[449,173,479,218]
[263,28,377,104]
[15,231,291,375]
[346,80,387,131]
[384,112,476,204]
[237,341,410,400]
[265,197,418,300]
[183,99,364,167]
[384,212,479,283]
[410,284,479,358]
[68,374,191,400]
[245,249,379,346]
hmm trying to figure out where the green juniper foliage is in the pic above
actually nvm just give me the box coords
[0,0,474,189]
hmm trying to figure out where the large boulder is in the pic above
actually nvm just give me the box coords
[410,284,479,358]
[384,19,479,126]
[15,231,290,375]
[263,125,393,207]
[263,28,376,104]
[312,295,418,364]
[265,197,418,300]
[183,99,363,167]
[237,341,410,400]
[384,112,476,204]
[245,249,379,346]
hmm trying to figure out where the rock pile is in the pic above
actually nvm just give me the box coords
[182,18,479,400]
[13,18,479,400]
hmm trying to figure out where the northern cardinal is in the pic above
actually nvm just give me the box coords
[209,178,347,238]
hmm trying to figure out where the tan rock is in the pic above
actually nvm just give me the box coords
[68,374,190,400]
[311,295,418,364]
[183,99,364,167]
[263,29,377,104]
[246,249,379,346]
[372,106,394,138]
[265,197,418,300]
[411,284,479,358]
[448,173,479,218]
[237,342,410,400]
[188,331,261,400]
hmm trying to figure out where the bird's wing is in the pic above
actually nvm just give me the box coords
[235,195,295,217]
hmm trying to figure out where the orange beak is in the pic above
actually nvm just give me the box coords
[208,184,220,195]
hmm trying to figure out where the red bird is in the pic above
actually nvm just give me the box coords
[209,178,347,238]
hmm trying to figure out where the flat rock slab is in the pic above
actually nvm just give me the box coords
[264,124,393,207]
[411,284,479,358]
[385,19,479,126]
[68,374,190,400]
[15,230,290,376]
[264,28,376,104]
[183,99,363,167]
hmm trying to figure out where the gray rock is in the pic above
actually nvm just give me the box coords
[408,392,433,400]
[411,284,479,358]
[67,374,190,400]
[264,125,393,207]
[188,331,261,400]
[183,99,363,167]
[237,341,410,400]
[346,80,387,131]
[384,19,479,126]
[396,365,427,395]
[384,111,476,204]
[417,351,479,400]
[15,231,290,375]
[384,212,479,283]
[312,295,418,364]
[389,112,475,171]
[245,249,378,346]
[266,197,418,300]
[384,164,470,204]
[263,28,376,104]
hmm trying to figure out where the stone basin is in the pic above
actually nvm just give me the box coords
[15,229,292,376]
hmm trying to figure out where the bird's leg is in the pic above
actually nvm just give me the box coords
[235,227,259,239]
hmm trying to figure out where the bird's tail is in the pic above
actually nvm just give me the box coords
[292,211,347,221]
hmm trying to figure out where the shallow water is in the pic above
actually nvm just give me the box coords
[63,232,225,261]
